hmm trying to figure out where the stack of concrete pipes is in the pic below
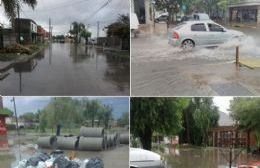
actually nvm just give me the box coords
[37,127,129,151]
[78,127,105,151]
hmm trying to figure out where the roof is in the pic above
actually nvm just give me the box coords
[229,0,260,7]
[15,18,37,25]
[0,108,13,117]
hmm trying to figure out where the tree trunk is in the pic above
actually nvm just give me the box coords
[185,110,191,144]
[139,127,152,150]
[247,130,251,153]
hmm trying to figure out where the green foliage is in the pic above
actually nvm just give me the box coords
[117,112,129,127]
[107,14,129,39]
[0,107,13,116]
[230,97,260,151]
[180,97,219,146]
[230,98,260,132]
[69,22,91,43]
[38,98,115,131]
[2,0,37,19]
[131,97,189,150]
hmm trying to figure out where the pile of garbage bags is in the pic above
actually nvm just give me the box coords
[14,150,104,168]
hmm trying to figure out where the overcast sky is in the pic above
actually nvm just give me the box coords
[0,0,129,37]
[213,97,233,114]
[3,96,129,119]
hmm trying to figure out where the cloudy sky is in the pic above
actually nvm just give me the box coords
[3,96,129,119]
[213,97,233,114]
[0,0,129,37]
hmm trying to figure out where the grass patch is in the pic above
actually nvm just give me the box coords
[0,53,20,61]
[0,43,47,62]
[106,50,130,60]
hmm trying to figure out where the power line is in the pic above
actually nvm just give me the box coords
[86,0,113,20]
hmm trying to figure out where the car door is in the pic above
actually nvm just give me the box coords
[190,23,209,46]
[207,23,227,44]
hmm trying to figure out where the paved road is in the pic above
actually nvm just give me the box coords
[0,43,130,96]
[131,24,260,96]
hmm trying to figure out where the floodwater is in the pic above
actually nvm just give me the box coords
[131,24,260,96]
[163,147,260,168]
[0,43,130,95]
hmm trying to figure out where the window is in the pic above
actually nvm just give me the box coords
[208,23,224,32]
[191,23,206,31]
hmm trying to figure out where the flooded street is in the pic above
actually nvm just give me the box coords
[0,43,129,95]
[131,24,260,96]
[164,147,260,168]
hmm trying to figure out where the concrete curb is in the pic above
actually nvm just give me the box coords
[0,46,46,73]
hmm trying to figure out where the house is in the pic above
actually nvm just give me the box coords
[209,112,257,150]
[37,25,48,43]
[2,28,16,47]
[0,97,12,149]
[228,0,260,27]
[14,18,38,44]
[131,0,155,24]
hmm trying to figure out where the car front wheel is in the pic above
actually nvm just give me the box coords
[182,39,195,50]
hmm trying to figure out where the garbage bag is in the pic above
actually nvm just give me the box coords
[85,157,104,168]
[52,156,80,168]
[26,152,50,167]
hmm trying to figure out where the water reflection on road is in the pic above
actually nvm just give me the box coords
[164,147,260,168]
[0,43,129,95]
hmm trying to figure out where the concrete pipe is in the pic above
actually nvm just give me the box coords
[120,133,129,144]
[107,134,117,148]
[79,127,104,137]
[56,136,78,150]
[78,137,105,151]
[37,136,57,149]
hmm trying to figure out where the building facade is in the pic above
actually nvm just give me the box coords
[131,0,155,24]
[228,0,260,27]
[14,18,38,44]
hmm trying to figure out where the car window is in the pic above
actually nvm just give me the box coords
[191,23,206,31]
[208,23,224,32]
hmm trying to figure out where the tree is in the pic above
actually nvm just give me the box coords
[230,98,260,152]
[1,0,37,19]
[117,112,129,127]
[20,112,36,125]
[69,22,87,44]
[103,105,113,129]
[80,29,91,44]
[131,97,189,150]
[106,14,130,50]
[180,97,219,146]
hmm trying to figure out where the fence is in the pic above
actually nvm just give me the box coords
[97,37,129,50]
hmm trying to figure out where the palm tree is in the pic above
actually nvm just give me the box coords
[1,0,37,19]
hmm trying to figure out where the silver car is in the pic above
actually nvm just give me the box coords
[130,148,165,168]
[168,20,244,49]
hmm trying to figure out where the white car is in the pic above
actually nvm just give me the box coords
[168,20,244,49]
[130,148,165,168]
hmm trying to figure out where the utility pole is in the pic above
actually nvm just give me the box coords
[49,18,52,42]
[12,97,21,161]
[17,4,21,44]
[97,21,100,38]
